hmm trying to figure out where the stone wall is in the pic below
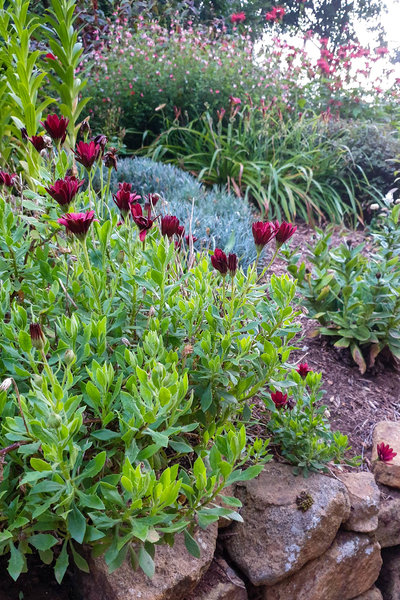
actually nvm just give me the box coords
[77,420,400,600]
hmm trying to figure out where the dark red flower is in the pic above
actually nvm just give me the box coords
[377,442,397,463]
[113,185,140,218]
[29,135,46,153]
[40,114,69,144]
[103,147,118,171]
[0,172,17,187]
[29,323,45,350]
[271,390,288,409]
[211,248,228,275]
[296,363,312,378]
[45,52,57,60]
[73,141,101,170]
[275,221,297,248]
[230,11,246,23]
[130,203,154,241]
[161,215,180,238]
[252,221,277,252]
[176,225,185,238]
[57,211,97,240]
[45,176,85,207]
[227,253,238,276]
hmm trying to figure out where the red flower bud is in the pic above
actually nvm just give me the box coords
[45,176,84,207]
[271,390,288,409]
[252,221,277,252]
[296,363,312,378]
[29,323,45,350]
[377,442,397,463]
[275,221,297,248]
[227,253,238,276]
[93,134,108,156]
[40,114,69,144]
[57,211,97,240]
[103,147,118,171]
[211,248,228,275]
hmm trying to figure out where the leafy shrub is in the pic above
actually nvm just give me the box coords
[97,157,257,264]
[323,120,400,203]
[286,202,400,373]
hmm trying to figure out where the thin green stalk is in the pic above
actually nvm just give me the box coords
[81,239,102,314]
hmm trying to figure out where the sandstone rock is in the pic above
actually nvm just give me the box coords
[79,523,218,600]
[351,585,383,600]
[372,421,400,488]
[263,531,382,600]
[377,546,400,600]
[185,557,248,600]
[338,472,380,533]
[224,462,350,586]
[376,483,400,547]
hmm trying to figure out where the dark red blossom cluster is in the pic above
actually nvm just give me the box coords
[40,114,69,144]
[113,183,141,218]
[296,363,312,378]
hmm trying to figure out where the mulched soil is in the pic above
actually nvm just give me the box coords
[269,222,400,465]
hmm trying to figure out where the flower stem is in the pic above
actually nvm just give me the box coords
[81,239,102,314]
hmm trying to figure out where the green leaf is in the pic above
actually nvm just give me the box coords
[30,458,52,472]
[29,534,58,551]
[68,504,87,544]
[8,543,24,581]
[184,530,200,558]
[54,540,69,584]
[138,546,155,578]
[70,541,90,573]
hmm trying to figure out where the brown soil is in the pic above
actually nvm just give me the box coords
[269,222,400,465]
[0,555,78,600]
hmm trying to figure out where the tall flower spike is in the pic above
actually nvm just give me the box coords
[45,176,85,207]
[57,211,97,241]
[130,203,154,241]
[40,114,69,144]
[211,248,228,275]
